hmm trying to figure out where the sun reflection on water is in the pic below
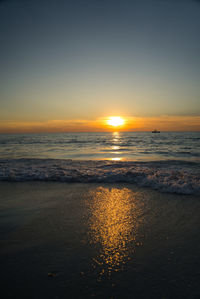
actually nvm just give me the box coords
[110,157,122,161]
[109,132,122,160]
[112,131,120,143]
[112,146,119,150]
[87,187,141,276]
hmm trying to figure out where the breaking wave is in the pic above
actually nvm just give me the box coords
[0,159,199,195]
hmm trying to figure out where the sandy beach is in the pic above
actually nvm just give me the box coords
[0,182,200,299]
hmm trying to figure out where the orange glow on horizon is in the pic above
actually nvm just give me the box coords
[0,115,199,133]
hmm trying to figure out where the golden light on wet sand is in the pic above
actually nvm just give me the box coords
[87,187,142,276]
[107,116,125,127]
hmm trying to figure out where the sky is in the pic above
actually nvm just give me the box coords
[0,0,200,132]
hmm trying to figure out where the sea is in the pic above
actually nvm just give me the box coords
[1,132,200,298]
[0,131,199,194]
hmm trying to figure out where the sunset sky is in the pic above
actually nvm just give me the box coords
[0,0,200,132]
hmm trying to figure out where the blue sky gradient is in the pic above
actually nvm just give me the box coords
[0,0,200,130]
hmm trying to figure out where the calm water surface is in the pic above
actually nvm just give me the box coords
[0,132,199,162]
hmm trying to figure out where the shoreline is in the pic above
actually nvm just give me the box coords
[0,158,199,195]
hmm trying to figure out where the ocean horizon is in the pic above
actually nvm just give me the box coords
[1,131,199,195]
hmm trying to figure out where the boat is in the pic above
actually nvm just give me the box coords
[152,129,160,133]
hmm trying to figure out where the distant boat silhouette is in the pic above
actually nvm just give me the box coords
[152,129,160,133]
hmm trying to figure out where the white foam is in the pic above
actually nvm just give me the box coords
[0,159,199,195]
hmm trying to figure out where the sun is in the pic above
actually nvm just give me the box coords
[107,116,125,127]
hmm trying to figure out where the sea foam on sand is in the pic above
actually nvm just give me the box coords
[0,158,199,194]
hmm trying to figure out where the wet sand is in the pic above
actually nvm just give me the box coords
[0,182,200,299]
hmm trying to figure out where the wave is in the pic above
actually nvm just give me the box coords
[0,159,199,195]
